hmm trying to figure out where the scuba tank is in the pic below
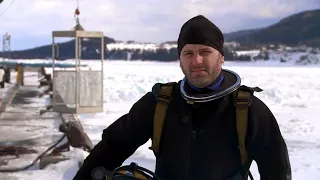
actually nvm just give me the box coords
[91,162,161,180]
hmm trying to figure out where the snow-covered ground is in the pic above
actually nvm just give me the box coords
[248,48,320,65]
[0,60,319,179]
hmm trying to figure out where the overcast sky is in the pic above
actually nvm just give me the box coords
[0,0,319,50]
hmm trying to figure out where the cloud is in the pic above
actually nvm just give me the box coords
[0,0,319,49]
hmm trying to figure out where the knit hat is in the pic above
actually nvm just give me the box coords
[177,15,224,56]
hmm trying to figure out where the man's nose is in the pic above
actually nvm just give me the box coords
[192,54,203,64]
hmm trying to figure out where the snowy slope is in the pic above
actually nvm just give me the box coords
[0,60,318,179]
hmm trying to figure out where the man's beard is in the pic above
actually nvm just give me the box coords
[181,67,211,88]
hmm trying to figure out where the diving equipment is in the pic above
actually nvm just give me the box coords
[180,68,241,104]
[91,162,161,180]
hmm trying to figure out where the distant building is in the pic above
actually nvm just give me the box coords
[106,41,241,52]
[106,41,177,52]
[224,42,239,49]
[159,43,177,50]
[106,41,159,51]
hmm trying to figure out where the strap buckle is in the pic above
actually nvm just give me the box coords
[158,94,171,103]
[235,97,252,107]
[234,90,252,108]
[157,86,172,103]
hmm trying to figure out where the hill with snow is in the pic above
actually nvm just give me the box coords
[0,9,319,64]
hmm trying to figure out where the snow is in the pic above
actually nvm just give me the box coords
[0,60,319,179]
[264,50,320,65]
[0,72,17,102]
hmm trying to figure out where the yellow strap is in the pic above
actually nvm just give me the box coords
[149,85,174,153]
[235,90,251,165]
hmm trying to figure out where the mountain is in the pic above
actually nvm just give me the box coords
[0,35,238,61]
[226,9,320,46]
[1,9,319,61]
[1,37,115,60]
[223,28,262,41]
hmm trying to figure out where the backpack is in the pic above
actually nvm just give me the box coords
[149,82,262,180]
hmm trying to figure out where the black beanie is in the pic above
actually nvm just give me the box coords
[177,15,224,56]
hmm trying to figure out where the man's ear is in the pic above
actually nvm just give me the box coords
[221,55,224,64]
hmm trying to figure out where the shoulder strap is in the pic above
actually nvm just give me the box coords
[234,88,252,165]
[149,84,175,154]
[234,85,262,180]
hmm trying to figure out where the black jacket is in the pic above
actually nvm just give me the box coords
[73,81,291,180]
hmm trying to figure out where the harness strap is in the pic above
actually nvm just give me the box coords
[235,90,252,164]
[149,85,174,153]
[234,89,253,179]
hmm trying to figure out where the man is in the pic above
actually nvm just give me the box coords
[74,15,291,180]
[16,63,24,86]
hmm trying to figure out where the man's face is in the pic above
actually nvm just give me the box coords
[180,44,224,88]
